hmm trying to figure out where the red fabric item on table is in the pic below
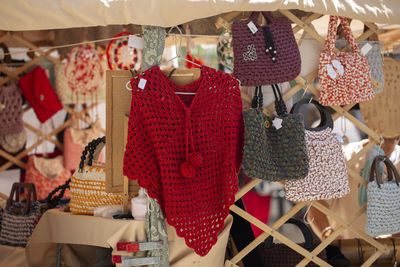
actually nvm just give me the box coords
[123,65,243,256]
[18,66,63,123]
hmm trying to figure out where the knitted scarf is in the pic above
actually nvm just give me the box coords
[123,65,243,256]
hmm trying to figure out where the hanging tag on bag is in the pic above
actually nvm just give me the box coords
[128,35,144,49]
[361,43,372,55]
[138,78,147,90]
[247,21,258,34]
[272,118,283,130]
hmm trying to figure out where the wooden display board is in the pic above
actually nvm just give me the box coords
[105,70,141,198]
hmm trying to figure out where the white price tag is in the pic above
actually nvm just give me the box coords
[272,118,283,130]
[247,21,258,34]
[138,78,147,90]
[361,43,372,55]
[128,35,144,50]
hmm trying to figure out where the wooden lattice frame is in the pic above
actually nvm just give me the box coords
[0,32,105,174]
[225,11,390,267]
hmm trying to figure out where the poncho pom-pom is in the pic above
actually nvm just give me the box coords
[189,152,203,168]
[180,161,196,178]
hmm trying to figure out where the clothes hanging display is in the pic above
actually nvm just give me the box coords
[318,16,374,106]
[242,84,308,181]
[0,183,43,247]
[263,218,327,266]
[285,98,349,201]
[18,65,63,123]
[232,12,301,86]
[70,137,123,215]
[123,65,243,256]
[365,155,400,237]
[25,155,71,200]
[0,83,24,135]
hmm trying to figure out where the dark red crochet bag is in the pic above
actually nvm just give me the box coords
[263,218,327,266]
[232,12,301,86]
[18,66,63,123]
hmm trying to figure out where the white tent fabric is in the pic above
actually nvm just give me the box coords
[0,0,399,31]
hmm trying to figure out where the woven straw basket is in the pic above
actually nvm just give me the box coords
[70,137,123,215]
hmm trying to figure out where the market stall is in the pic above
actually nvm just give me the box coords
[0,1,400,267]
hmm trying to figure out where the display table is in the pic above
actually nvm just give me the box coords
[0,244,29,267]
[26,209,232,267]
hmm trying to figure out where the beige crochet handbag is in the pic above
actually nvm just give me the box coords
[360,57,400,138]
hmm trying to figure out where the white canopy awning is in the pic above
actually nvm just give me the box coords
[0,0,399,31]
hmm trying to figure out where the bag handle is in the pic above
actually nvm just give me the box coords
[6,182,37,214]
[78,136,106,171]
[264,218,314,250]
[290,98,334,131]
[248,11,274,25]
[44,178,71,210]
[369,155,400,188]
[326,16,359,54]
[271,84,287,116]
[251,86,263,109]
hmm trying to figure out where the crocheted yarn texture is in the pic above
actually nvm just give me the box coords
[123,65,243,256]
[285,128,350,201]
[318,16,374,106]
[232,12,301,86]
[0,83,24,135]
[242,109,308,181]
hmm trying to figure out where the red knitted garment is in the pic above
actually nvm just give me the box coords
[123,65,243,256]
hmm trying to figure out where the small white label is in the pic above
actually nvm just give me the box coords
[247,21,258,34]
[327,64,337,79]
[361,43,372,55]
[138,78,147,90]
[128,35,144,50]
[272,118,283,130]
[331,59,344,75]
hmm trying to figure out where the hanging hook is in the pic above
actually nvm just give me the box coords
[303,201,314,225]
[302,80,310,98]
[378,135,384,156]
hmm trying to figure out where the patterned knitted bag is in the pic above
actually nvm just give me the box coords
[70,137,123,215]
[232,12,301,86]
[0,183,43,247]
[263,218,327,266]
[18,66,63,123]
[318,16,374,106]
[0,83,23,135]
[25,155,71,200]
[285,99,349,201]
[336,40,384,93]
[366,155,400,237]
[242,84,308,181]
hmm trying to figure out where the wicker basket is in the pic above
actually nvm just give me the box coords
[70,137,123,215]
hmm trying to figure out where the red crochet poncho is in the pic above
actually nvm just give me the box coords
[123,65,243,256]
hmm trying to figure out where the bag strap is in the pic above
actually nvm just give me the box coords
[248,12,274,25]
[369,155,400,188]
[251,86,263,109]
[79,136,106,171]
[44,178,71,210]
[326,16,359,54]
[6,182,37,214]
[271,84,287,116]
[290,98,334,131]
[264,218,313,250]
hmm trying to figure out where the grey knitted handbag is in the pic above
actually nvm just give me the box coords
[242,84,309,181]
[365,155,400,237]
